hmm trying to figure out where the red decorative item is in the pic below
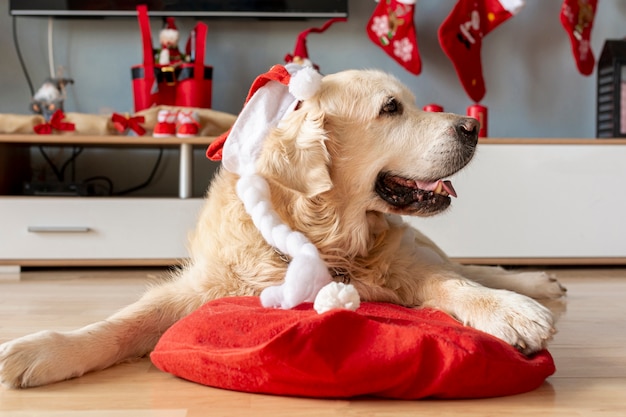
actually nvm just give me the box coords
[151,296,555,399]
[33,110,75,135]
[153,109,178,137]
[423,103,444,112]
[131,5,212,112]
[560,0,597,76]
[175,110,200,138]
[438,0,525,102]
[367,0,421,75]
[285,18,347,69]
[111,113,146,136]
[467,104,488,137]
[158,17,183,66]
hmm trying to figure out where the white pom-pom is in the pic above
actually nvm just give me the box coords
[289,66,322,101]
[313,282,361,314]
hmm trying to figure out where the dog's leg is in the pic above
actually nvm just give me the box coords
[0,270,208,389]
[410,228,563,299]
[417,271,556,354]
[454,264,567,300]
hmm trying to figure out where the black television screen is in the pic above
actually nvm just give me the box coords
[9,1,349,18]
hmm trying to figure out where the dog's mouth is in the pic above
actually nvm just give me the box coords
[375,172,456,215]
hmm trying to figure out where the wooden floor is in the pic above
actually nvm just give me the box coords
[0,267,625,416]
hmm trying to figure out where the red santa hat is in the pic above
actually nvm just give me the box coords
[207,64,359,312]
[164,17,177,30]
[206,64,360,313]
[284,17,347,67]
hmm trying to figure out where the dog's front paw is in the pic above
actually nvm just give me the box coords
[459,289,556,355]
[515,271,567,300]
[0,331,88,388]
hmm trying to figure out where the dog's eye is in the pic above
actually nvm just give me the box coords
[380,97,402,116]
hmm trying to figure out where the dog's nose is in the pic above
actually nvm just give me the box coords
[455,117,480,146]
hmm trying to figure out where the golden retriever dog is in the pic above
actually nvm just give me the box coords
[0,69,566,389]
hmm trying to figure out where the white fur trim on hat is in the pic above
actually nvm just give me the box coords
[499,0,525,14]
[221,81,296,175]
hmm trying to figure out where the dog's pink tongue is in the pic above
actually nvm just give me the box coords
[441,181,457,197]
[415,180,457,198]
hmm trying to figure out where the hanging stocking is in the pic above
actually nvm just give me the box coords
[438,0,525,102]
[560,0,597,76]
[367,0,421,75]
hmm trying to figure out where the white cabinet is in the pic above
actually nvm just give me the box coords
[0,134,213,268]
[407,139,626,264]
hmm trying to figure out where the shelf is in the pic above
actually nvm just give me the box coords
[3,135,626,147]
[0,134,218,147]
[450,257,626,266]
[478,138,626,145]
[0,134,219,199]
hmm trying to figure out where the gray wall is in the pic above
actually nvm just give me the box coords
[1,0,625,196]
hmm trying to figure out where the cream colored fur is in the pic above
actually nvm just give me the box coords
[0,70,565,388]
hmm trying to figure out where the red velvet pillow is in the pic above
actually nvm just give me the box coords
[151,296,555,399]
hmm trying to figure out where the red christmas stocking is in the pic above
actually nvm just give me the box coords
[438,0,525,102]
[367,0,421,75]
[560,0,597,76]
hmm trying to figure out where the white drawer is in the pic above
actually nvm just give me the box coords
[0,197,204,261]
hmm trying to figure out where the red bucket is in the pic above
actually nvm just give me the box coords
[131,5,212,112]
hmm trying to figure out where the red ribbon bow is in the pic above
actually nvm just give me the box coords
[111,113,146,136]
[33,110,76,135]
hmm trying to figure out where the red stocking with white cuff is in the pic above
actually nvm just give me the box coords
[438,0,525,102]
[560,0,597,76]
[367,0,421,75]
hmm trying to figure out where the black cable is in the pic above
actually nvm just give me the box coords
[37,146,85,183]
[71,147,78,182]
[12,15,34,97]
[82,176,114,196]
[114,148,164,196]
[38,146,63,182]
[60,147,84,182]
[82,148,164,196]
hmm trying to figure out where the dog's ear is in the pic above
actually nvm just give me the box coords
[257,107,332,198]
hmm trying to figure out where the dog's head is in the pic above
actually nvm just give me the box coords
[257,69,478,217]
